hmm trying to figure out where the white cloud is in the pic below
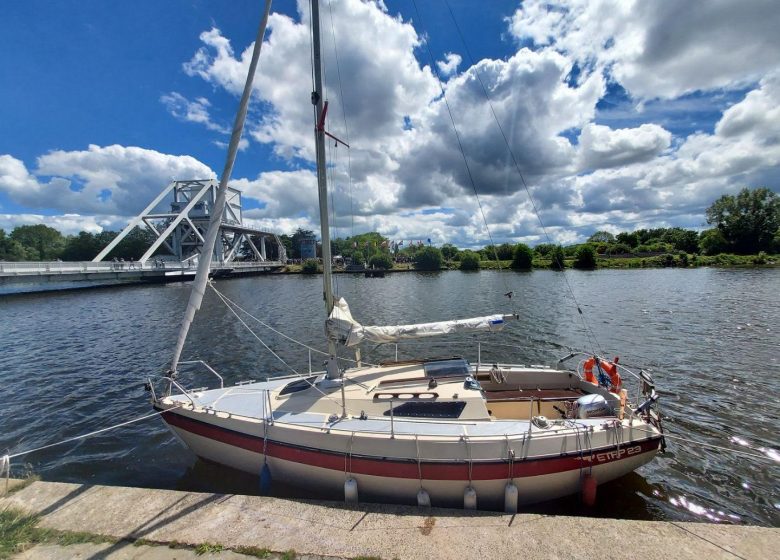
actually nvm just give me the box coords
[213,138,249,152]
[578,123,671,170]
[0,213,119,235]
[716,72,780,141]
[176,0,779,247]
[394,47,604,207]
[560,80,780,230]
[2,1,779,248]
[232,169,318,219]
[437,53,462,77]
[0,145,214,216]
[509,0,780,100]
[160,92,230,133]
[184,0,439,164]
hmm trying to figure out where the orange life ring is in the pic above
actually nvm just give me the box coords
[583,356,621,392]
[583,357,597,384]
[600,358,622,392]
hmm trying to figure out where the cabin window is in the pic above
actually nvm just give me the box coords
[279,376,318,396]
[383,401,467,418]
[423,358,470,378]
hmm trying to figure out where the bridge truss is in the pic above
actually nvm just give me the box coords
[92,179,286,265]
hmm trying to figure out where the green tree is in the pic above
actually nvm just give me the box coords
[480,243,513,261]
[698,228,729,255]
[662,227,699,253]
[440,243,459,261]
[549,245,566,270]
[368,253,393,270]
[337,232,389,262]
[606,243,632,255]
[587,230,615,243]
[101,227,157,260]
[615,231,639,248]
[414,246,442,270]
[573,245,596,269]
[495,243,514,260]
[0,228,31,260]
[459,251,480,270]
[10,224,66,260]
[534,243,556,256]
[510,243,533,270]
[705,187,780,253]
[61,231,104,261]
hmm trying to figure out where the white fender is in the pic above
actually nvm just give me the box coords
[417,488,431,508]
[504,482,518,514]
[344,477,359,504]
[463,486,477,510]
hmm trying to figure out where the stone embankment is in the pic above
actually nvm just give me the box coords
[2,479,777,559]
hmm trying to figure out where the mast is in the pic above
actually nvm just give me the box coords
[170,0,273,373]
[310,0,339,378]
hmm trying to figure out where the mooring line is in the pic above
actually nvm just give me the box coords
[6,404,184,461]
[631,426,778,463]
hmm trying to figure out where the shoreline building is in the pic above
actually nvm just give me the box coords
[299,234,317,260]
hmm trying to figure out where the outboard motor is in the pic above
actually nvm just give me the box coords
[573,394,613,419]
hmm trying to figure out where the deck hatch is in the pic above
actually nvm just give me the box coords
[279,375,319,396]
[383,401,467,418]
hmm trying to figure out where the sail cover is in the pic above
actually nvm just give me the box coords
[326,298,511,347]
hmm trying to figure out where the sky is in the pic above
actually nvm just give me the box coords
[1,0,779,248]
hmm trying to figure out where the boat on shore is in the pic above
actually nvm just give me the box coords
[151,0,664,511]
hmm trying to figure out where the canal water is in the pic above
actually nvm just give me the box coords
[1,268,778,525]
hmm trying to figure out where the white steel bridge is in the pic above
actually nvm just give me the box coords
[0,179,287,294]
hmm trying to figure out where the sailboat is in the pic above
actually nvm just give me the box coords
[152,0,664,511]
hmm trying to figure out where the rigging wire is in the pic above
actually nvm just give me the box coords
[326,127,341,295]
[442,0,603,355]
[324,0,357,293]
[209,282,356,413]
[209,284,306,377]
[408,0,517,316]
[326,0,355,241]
[307,1,316,101]
[317,2,340,297]
[208,282,375,367]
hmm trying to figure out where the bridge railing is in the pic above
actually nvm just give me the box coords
[0,259,282,276]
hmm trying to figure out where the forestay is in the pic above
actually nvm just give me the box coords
[326,297,513,347]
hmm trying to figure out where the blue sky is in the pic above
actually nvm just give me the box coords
[1,0,778,247]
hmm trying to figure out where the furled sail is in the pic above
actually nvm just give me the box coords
[326,297,512,347]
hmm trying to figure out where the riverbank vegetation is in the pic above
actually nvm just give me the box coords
[2,187,778,270]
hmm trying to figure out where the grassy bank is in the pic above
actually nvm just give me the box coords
[279,253,778,274]
[477,253,778,269]
[0,508,117,559]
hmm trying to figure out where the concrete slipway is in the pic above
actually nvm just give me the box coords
[1,479,777,559]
